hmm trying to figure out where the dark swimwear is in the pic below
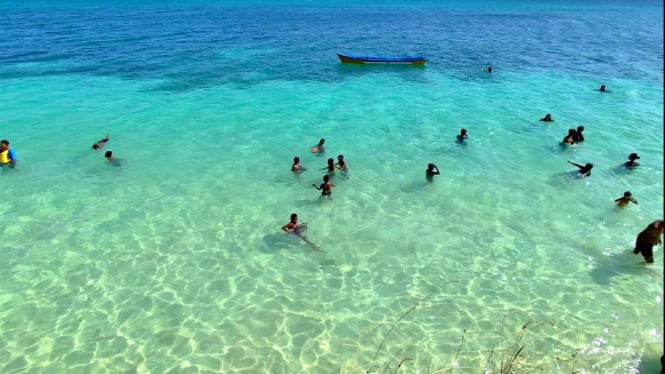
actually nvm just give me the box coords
[318,183,332,196]
[633,240,653,260]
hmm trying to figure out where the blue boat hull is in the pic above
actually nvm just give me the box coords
[337,53,427,65]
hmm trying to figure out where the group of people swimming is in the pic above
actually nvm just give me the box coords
[290,138,349,199]
[282,83,663,262]
[1,135,121,169]
[91,134,121,166]
[540,87,660,262]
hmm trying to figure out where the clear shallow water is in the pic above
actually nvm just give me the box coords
[1,1,663,373]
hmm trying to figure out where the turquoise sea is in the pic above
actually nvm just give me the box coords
[1,1,663,372]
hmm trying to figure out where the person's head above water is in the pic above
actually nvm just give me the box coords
[577,125,584,132]
[0,139,9,150]
[584,163,594,170]
[623,191,632,197]
[541,113,553,121]
[487,66,493,73]
[599,84,606,92]
[290,213,298,222]
[318,138,325,146]
[104,150,113,159]
[323,174,330,182]
[460,128,467,136]
[628,153,640,161]
[293,156,300,163]
[327,158,334,166]
[427,163,436,170]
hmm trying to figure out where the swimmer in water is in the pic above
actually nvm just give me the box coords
[321,157,335,175]
[567,160,593,177]
[104,150,121,166]
[573,126,585,143]
[291,156,306,173]
[282,213,318,249]
[540,113,553,122]
[562,129,577,145]
[486,66,493,73]
[614,191,638,208]
[426,163,440,181]
[336,154,348,172]
[624,153,640,169]
[598,84,607,92]
[456,128,468,143]
[311,138,325,154]
[0,139,17,166]
[92,134,110,150]
[312,174,334,198]
[633,219,664,263]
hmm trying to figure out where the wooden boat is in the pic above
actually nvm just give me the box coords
[337,53,427,65]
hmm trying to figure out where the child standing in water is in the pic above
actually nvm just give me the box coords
[313,175,334,198]
[321,158,335,176]
[291,156,306,173]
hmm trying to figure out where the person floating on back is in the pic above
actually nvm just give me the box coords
[105,150,121,166]
[573,126,585,143]
[568,161,593,177]
[312,174,334,198]
[540,113,553,122]
[291,156,306,173]
[92,134,110,150]
[311,138,325,154]
[282,213,318,249]
[336,154,348,172]
[633,219,664,264]
[426,163,440,181]
[624,153,640,168]
[614,191,638,208]
[456,128,468,143]
[0,139,17,166]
